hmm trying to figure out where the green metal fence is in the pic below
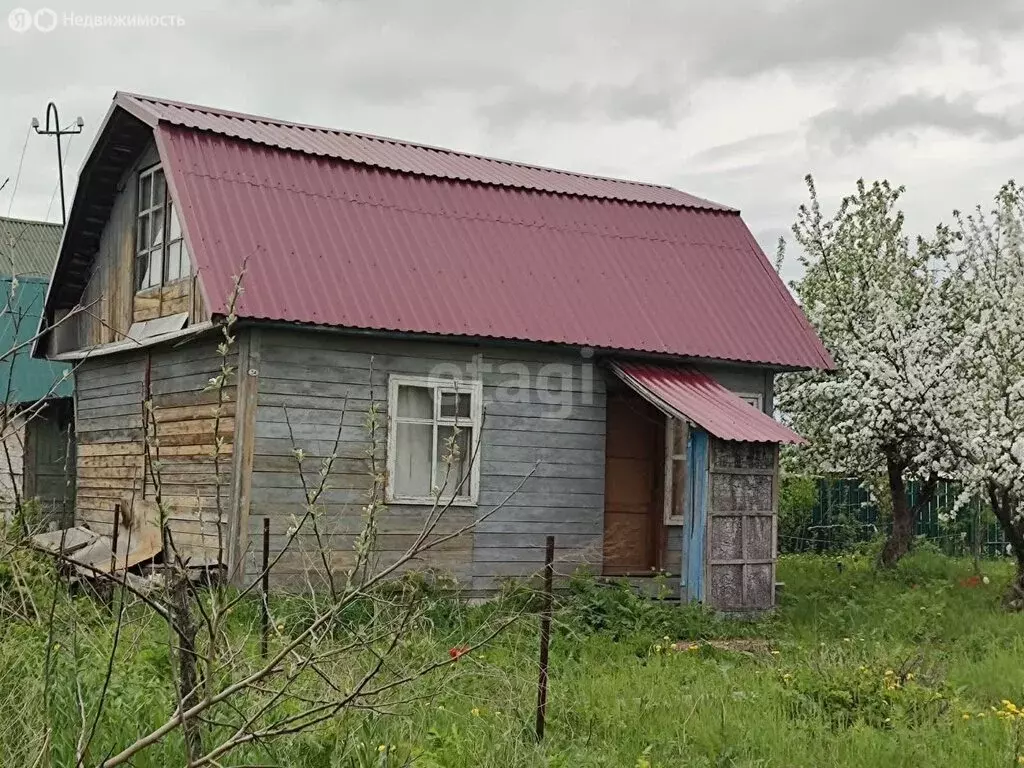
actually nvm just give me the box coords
[778,478,1009,556]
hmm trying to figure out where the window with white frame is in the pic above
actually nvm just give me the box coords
[664,418,690,525]
[387,376,482,504]
[136,165,191,291]
[738,393,764,411]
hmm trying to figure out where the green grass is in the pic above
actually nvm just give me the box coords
[3,551,1024,766]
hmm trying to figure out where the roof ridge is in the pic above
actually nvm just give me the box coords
[119,91,701,197]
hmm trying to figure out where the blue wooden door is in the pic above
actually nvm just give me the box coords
[682,428,709,602]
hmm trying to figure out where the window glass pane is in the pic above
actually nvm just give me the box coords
[440,391,472,420]
[137,217,149,255]
[136,254,150,290]
[670,458,687,519]
[153,169,166,207]
[180,240,191,276]
[166,242,182,281]
[139,174,152,210]
[393,422,433,497]
[396,385,432,419]
[168,204,182,240]
[150,207,165,248]
[434,426,470,495]
[672,419,688,456]
[148,250,163,287]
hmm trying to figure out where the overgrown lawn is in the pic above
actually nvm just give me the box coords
[2,551,1023,766]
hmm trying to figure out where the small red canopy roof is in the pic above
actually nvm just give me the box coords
[611,362,805,444]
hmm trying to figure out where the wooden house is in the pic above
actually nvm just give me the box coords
[0,216,75,524]
[34,92,832,610]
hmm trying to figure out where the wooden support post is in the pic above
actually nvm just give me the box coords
[535,534,555,741]
[260,517,270,660]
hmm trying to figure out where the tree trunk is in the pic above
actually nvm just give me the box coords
[170,572,203,761]
[987,483,1024,609]
[879,459,939,568]
[880,458,912,567]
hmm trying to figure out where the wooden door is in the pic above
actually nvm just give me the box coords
[603,388,663,574]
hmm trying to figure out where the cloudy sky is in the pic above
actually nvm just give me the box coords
[1,0,1023,282]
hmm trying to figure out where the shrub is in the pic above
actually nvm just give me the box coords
[781,658,958,729]
[779,474,818,552]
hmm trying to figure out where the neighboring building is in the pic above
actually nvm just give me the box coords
[35,92,832,610]
[0,216,75,523]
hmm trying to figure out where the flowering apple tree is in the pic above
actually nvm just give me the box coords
[776,176,958,566]
[944,182,1024,600]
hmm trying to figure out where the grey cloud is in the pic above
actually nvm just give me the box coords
[624,0,1024,80]
[478,77,688,131]
[809,93,1023,149]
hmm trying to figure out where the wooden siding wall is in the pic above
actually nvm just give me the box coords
[23,399,75,526]
[705,441,778,612]
[241,330,606,593]
[49,141,206,356]
[74,339,236,558]
[134,277,203,323]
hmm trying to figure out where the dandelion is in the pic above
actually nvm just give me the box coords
[688,643,700,651]
[653,645,663,654]
[471,707,480,717]
[770,650,781,656]
[782,673,792,681]
[663,636,671,643]
[884,669,894,677]
[276,623,284,632]
[906,672,915,680]
[962,713,971,720]
[1016,756,1024,765]
[378,745,387,754]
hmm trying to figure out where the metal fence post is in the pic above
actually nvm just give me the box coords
[535,535,555,741]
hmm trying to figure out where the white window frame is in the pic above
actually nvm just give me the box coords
[386,375,483,506]
[663,417,689,526]
[737,392,764,411]
[136,163,191,292]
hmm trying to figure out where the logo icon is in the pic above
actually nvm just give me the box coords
[8,8,32,32]
[33,8,57,32]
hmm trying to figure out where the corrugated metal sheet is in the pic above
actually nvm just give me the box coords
[0,278,73,403]
[0,216,62,278]
[158,124,832,369]
[120,92,730,210]
[611,362,805,444]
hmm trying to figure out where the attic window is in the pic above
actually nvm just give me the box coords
[136,165,191,290]
[738,393,764,411]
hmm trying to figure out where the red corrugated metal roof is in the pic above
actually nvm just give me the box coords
[612,362,805,444]
[118,92,731,210]
[67,91,831,369]
[151,117,832,369]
